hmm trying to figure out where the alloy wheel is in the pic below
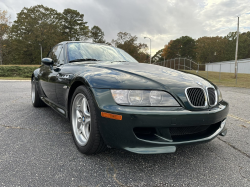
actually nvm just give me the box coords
[72,93,91,146]
[31,78,35,104]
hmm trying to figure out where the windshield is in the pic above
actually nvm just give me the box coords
[67,42,138,63]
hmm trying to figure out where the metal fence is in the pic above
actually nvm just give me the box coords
[153,58,250,87]
[153,58,205,71]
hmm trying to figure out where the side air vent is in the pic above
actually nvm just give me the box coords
[207,87,217,106]
[186,88,206,107]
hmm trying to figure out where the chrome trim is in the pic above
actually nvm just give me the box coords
[185,87,208,108]
[206,87,218,107]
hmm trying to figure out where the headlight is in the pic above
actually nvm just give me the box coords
[111,90,180,106]
[217,88,223,102]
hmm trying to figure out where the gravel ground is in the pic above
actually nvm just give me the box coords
[0,81,249,187]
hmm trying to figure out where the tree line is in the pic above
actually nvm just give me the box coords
[152,32,250,64]
[0,5,149,65]
[1,5,250,65]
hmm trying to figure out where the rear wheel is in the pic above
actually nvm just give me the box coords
[31,77,47,107]
[70,86,106,154]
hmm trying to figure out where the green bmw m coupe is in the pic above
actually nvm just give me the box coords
[31,41,229,154]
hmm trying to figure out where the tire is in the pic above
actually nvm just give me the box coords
[31,77,47,107]
[70,85,106,155]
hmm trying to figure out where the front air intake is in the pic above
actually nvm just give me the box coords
[169,125,210,136]
[186,88,206,107]
[207,88,217,106]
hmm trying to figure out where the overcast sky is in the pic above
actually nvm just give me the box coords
[1,0,250,55]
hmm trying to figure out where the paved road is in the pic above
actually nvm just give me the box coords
[0,81,249,187]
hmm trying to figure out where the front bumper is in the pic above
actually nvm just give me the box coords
[92,88,229,154]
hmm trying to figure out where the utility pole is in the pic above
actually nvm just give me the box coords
[39,44,43,65]
[39,44,42,60]
[144,37,151,64]
[235,16,239,79]
[0,39,2,65]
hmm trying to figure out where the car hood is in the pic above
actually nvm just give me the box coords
[67,61,216,110]
[89,61,214,90]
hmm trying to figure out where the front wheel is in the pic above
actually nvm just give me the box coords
[70,86,106,154]
[31,77,47,107]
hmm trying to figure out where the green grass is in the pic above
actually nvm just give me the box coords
[0,65,39,78]
[184,70,250,88]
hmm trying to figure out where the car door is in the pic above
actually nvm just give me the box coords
[39,44,63,104]
[54,44,72,109]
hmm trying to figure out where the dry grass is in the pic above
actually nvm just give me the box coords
[184,70,250,88]
[0,77,30,80]
[0,65,40,67]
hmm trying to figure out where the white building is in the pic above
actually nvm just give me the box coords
[205,59,250,74]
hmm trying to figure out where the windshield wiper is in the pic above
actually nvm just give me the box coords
[113,61,128,62]
[69,58,100,63]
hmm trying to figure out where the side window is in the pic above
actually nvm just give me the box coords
[48,45,63,65]
[58,46,64,65]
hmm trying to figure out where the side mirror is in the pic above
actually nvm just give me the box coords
[41,58,53,66]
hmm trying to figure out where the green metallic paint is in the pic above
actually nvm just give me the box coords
[91,87,228,153]
[32,42,229,154]
[60,61,218,111]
